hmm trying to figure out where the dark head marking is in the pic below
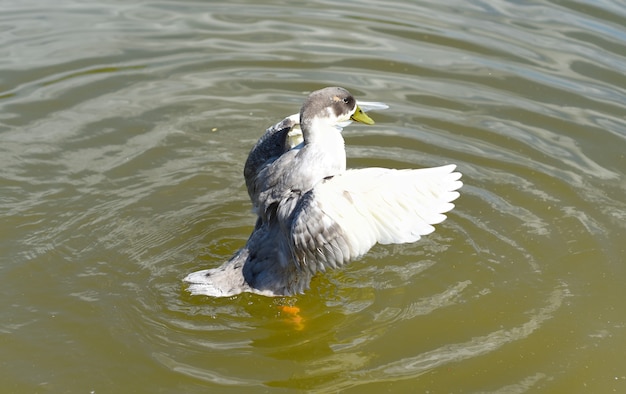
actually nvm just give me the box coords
[300,87,357,125]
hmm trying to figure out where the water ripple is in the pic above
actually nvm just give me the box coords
[1,0,625,392]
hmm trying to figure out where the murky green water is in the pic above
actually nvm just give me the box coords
[2,0,625,392]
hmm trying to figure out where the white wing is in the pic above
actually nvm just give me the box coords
[289,165,462,274]
[357,101,390,112]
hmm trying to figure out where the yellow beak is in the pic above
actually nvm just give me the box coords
[350,105,375,125]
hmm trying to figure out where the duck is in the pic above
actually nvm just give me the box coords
[184,87,462,297]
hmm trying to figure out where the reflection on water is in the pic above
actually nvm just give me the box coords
[1,0,625,392]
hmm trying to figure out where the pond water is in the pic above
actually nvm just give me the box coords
[1,0,625,392]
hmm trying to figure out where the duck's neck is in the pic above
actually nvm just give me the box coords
[301,118,347,173]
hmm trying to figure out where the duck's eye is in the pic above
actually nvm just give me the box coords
[342,97,350,104]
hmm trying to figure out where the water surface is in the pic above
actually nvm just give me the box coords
[1,0,625,392]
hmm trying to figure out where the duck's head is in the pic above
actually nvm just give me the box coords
[299,87,374,139]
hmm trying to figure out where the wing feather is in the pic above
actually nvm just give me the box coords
[289,165,462,271]
[244,114,298,208]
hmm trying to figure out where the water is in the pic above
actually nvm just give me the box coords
[1,0,625,392]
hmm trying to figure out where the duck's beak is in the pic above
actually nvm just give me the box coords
[350,105,375,125]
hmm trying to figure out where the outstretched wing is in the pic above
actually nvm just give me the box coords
[289,165,462,274]
[244,114,299,207]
